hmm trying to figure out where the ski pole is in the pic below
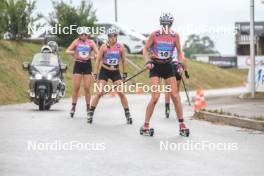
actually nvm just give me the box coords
[103,67,147,95]
[181,73,191,106]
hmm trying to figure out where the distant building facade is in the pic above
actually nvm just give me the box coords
[235,21,264,56]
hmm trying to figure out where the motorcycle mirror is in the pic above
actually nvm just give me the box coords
[22,62,30,71]
[60,64,67,72]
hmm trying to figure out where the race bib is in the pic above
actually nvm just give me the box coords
[77,46,91,59]
[156,43,174,59]
[106,58,119,65]
[158,51,171,59]
[104,52,120,66]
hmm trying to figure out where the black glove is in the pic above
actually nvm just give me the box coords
[122,72,128,81]
[175,63,185,76]
[145,60,154,69]
[171,61,179,66]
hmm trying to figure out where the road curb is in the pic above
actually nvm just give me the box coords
[193,111,264,131]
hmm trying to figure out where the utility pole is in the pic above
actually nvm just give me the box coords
[114,0,118,22]
[250,0,255,98]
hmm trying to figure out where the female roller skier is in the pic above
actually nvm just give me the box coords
[140,13,189,137]
[66,27,99,118]
[87,27,132,125]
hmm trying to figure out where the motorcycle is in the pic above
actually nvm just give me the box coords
[22,52,67,110]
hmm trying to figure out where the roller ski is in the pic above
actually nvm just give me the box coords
[70,103,76,118]
[139,123,154,137]
[87,110,94,124]
[125,110,133,125]
[70,110,75,118]
[179,122,190,137]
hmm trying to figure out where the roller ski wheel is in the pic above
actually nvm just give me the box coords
[70,110,75,118]
[179,123,190,137]
[87,117,93,124]
[125,112,133,125]
[139,126,154,137]
[87,111,93,124]
[126,117,133,125]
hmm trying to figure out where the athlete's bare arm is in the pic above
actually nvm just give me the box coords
[143,32,154,63]
[91,41,99,58]
[175,33,186,64]
[66,39,77,55]
[121,44,128,73]
[95,44,105,75]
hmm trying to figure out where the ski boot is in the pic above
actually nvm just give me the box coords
[165,107,170,118]
[139,123,154,137]
[70,103,76,118]
[165,103,170,118]
[179,122,190,137]
[125,110,133,125]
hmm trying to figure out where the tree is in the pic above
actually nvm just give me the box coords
[0,0,5,36]
[183,34,219,58]
[1,0,41,40]
[45,0,97,47]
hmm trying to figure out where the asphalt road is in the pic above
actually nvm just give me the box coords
[0,93,263,176]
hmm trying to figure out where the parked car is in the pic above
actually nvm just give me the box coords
[96,22,146,54]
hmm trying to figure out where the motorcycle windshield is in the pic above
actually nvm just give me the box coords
[31,53,59,67]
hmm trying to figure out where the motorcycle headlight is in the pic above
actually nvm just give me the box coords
[46,71,58,80]
[46,73,53,80]
[35,73,42,80]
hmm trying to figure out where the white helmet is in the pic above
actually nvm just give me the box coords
[47,41,58,53]
[77,26,89,35]
[107,27,119,37]
[41,45,52,53]
[160,12,174,27]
